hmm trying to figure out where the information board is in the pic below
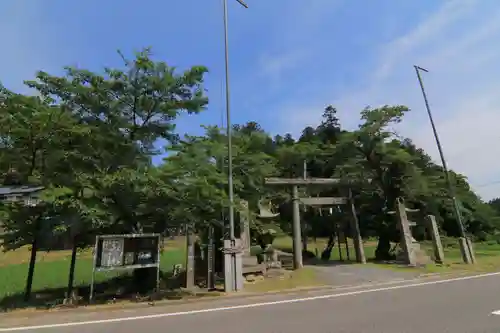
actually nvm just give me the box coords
[94,234,160,270]
[90,233,161,302]
[100,238,125,268]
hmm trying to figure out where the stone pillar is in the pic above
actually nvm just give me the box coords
[348,189,366,264]
[425,215,444,264]
[239,200,252,256]
[292,185,303,269]
[223,240,233,292]
[206,226,215,290]
[185,225,195,289]
[234,239,244,291]
[395,198,417,266]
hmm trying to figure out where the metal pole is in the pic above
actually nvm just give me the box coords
[223,0,235,241]
[413,65,472,262]
[222,0,248,291]
[223,0,248,239]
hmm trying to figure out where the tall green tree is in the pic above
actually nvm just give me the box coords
[1,48,210,299]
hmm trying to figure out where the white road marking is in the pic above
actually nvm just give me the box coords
[491,310,500,315]
[1,271,500,332]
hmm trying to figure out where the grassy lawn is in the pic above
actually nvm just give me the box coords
[272,236,500,274]
[3,234,500,310]
[0,238,186,303]
[0,235,352,306]
[376,241,500,274]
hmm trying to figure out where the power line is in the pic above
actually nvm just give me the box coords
[474,180,500,188]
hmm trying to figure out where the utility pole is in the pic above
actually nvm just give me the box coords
[413,65,474,264]
[222,0,248,292]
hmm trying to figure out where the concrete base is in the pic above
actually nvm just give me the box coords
[396,242,430,266]
[465,238,476,264]
[223,239,244,292]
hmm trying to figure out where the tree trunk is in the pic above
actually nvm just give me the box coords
[321,234,335,261]
[375,231,393,260]
[24,220,40,302]
[65,237,78,304]
[302,219,308,252]
[132,267,158,294]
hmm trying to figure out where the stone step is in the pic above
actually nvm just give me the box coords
[242,263,266,275]
[243,256,259,266]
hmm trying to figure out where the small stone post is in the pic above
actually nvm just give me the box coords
[425,215,444,264]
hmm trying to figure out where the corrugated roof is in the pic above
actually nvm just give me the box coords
[0,186,45,195]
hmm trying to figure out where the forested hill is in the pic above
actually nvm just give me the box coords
[203,105,500,250]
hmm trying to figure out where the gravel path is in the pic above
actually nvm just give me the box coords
[309,262,420,286]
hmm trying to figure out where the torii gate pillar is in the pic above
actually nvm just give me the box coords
[265,177,367,269]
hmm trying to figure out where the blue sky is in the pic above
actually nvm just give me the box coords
[2,0,500,200]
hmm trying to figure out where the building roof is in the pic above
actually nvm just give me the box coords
[0,186,45,196]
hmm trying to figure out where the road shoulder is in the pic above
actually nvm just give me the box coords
[2,271,499,331]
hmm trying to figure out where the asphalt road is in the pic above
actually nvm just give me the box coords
[2,272,500,333]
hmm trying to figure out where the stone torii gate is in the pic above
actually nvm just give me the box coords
[264,177,366,269]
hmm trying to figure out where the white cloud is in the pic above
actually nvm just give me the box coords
[373,0,478,82]
[257,49,308,89]
[281,0,500,200]
[372,1,500,200]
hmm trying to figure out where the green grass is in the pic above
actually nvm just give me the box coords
[0,251,185,300]
[0,241,186,304]
[272,236,500,274]
[368,240,500,274]
[4,235,500,310]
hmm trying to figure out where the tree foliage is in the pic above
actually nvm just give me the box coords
[1,47,499,263]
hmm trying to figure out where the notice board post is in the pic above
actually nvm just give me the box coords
[89,233,161,302]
